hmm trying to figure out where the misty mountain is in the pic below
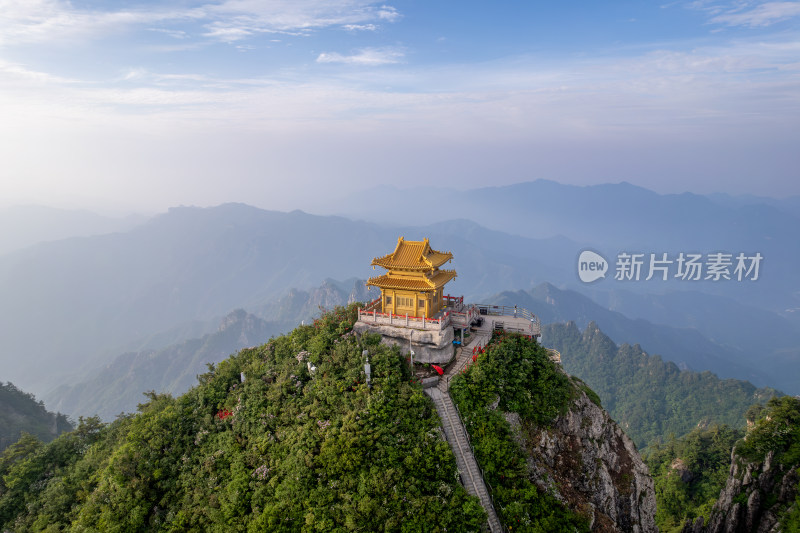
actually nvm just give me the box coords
[706,191,800,219]
[577,286,800,386]
[488,283,798,393]
[0,382,72,451]
[250,277,373,326]
[580,287,800,353]
[0,204,580,396]
[321,180,800,314]
[46,310,279,421]
[46,279,375,420]
[0,205,146,255]
[542,321,778,449]
[1,199,797,403]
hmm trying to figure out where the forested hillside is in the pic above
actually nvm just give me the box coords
[0,382,72,451]
[687,396,800,533]
[0,306,487,531]
[450,332,656,532]
[645,425,743,532]
[543,321,778,449]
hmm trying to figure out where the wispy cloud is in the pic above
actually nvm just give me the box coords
[199,1,401,41]
[0,0,401,46]
[0,58,80,84]
[0,0,189,46]
[376,5,401,22]
[342,24,378,32]
[711,1,800,26]
[317,47,405,66]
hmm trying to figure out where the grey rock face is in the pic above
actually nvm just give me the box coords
[508,389,658,533]
[683,449,799,533]
[352,321,454,364]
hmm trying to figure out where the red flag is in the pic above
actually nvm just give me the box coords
[432,365,444,375]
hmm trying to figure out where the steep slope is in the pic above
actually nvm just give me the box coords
[684,396,800,533]
[645,425,744,532]
[450,332,657,532]
[0,307,658,532]
[0,382,72,451]
[0,306,487,531]
[543,321,778,449]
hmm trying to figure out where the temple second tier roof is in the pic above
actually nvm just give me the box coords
[366,269,457,291]
[371,237,453,271]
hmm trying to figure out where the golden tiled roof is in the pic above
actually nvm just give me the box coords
[371,237,453,271]
[366,269,457,290]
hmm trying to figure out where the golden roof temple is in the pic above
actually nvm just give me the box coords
[366,236,457,318]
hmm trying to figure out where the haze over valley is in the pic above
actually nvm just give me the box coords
[2,1,799,530]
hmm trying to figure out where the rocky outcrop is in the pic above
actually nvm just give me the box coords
[682,448,799,533]
[352,321,454,364]
[508,389,657,532]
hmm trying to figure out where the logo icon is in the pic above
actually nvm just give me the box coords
[578,250,608,283]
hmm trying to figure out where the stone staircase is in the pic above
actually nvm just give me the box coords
[424,324,502,532]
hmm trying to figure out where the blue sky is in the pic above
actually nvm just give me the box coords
[1,0,798,211]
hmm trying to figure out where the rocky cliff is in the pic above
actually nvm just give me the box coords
[682,396,800,533]
[682,449,799,533]
[509,387,657,532]
[450,331,657,532]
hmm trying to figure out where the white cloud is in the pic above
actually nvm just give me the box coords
[196,0,401,41]
[0,0,401,46]
[377,5,401,22]
[0,0,189,46]
[317,47,404,65]
[711,1,800,26]
[342,24,378,31]
[689,1,800,27]
[0,58,78,84]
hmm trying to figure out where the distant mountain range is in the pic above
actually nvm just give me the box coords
[1,181,797,401]
[0,204,575,395]
[47,275,794,423]
[542,321,778,449]
[0,205,145,255]
[319,179,800,314]
[490,283,799,392]
[45,279,373,420]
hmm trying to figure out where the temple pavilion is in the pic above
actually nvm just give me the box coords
[367,237,457,319]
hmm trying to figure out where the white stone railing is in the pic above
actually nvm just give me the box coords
[474,304,541,337]
[356,298,540,338]
[357,308,448,331]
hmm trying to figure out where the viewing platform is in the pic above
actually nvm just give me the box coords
[355,295,541,365]
[357,295,541,338]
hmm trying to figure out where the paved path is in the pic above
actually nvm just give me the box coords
[441,326,490,391]
[425,322,502,532]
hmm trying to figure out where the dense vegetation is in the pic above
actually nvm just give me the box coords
[737,396,800,466]
[0,305,487,531]
[644,425,742,532]
[736,396,800,531]
[544,321,778,450]
[450,331,589,532]
[0,382,72,451]
[644,396,800,532]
